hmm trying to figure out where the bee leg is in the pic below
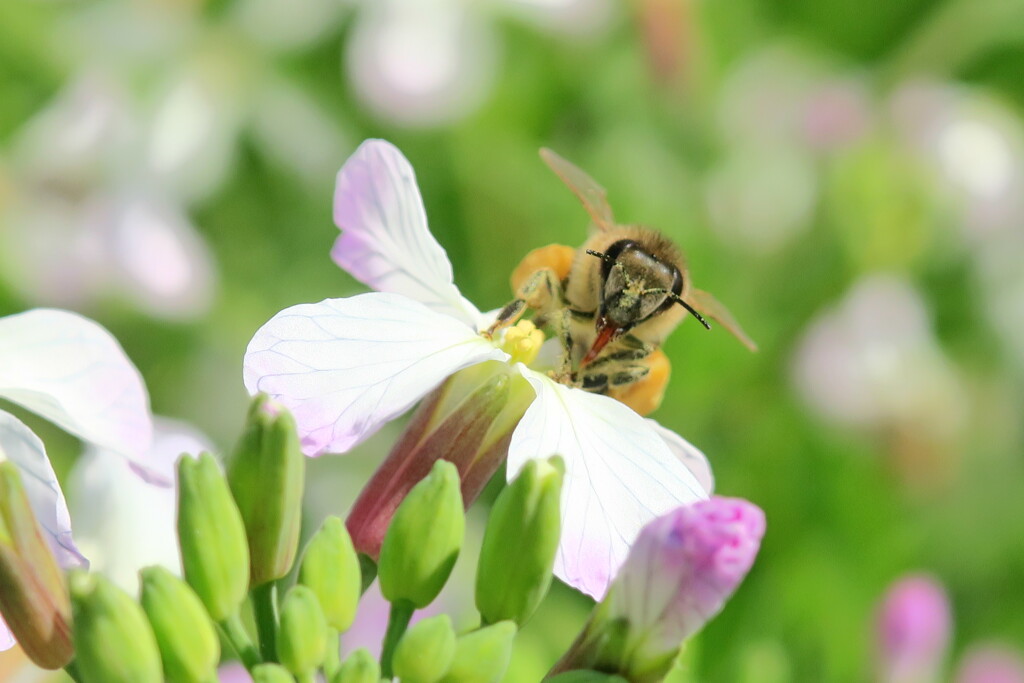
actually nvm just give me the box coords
[608,365,651,387]
[618,334,656,361]
[485,268,563,337]
[550,308,576,382]
[484,300,528,338]
[583,345,650,370]
[581,372,609,393]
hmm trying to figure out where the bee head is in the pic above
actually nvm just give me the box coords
[581,240,710,367]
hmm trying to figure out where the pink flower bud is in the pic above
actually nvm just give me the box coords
[956,645,1024,683]
[876,574,952,683]
[603,496,764,678]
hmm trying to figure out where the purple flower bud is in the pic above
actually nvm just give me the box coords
[956,645,1024,683]
[876,574,952,683]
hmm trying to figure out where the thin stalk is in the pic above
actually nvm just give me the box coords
[323,626,342,679]
[252,581,279,663]
[64,661,84,683]
[219,615,261,671]
[379,599,415,678]
[358,553,377,595]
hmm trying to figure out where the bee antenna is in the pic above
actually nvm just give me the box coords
[667,292,711,330]
[586,249,613,264]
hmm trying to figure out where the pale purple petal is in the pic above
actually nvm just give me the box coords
[0,309,153,464]
[648,419,714,495]
[69,418,212,594]
[877,574,952,683]
[508,369,708,600]
[331,139,482,327]
[218,662,252,682]
[956,645,1024,683]
[244,293,508,456]
[610,497,764,657]
[0,410,87,569]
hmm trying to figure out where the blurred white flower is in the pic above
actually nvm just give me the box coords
[888,81,1024,372]
[68,418,213,595]
[0,308,154,650]
[888,81,1024,240]
[705,144,818,255]
[1,0,354,318]
[345,0,613,127]
[792,275,965,439]
[708,44,871,254]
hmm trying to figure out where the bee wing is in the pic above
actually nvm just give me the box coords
[686,288,758,351]
[539,148,616,232]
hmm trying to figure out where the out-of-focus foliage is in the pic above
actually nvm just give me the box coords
[1,0,1023,680]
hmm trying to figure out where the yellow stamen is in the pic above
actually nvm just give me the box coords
[499,320,545,366]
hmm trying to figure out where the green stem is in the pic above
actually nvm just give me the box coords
[252,581,279,663]
[219,614,261,671]
[296,673,317,683]
[323,626,342,679]
[380,599,415,678]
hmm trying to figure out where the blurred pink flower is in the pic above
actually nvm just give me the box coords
[244,139,711,599]
[956,645,1024,683]
[876,574,952,683]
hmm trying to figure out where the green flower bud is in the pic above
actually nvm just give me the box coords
[476,457,562,625]
[545,673,629,683]
[227,394,305,586]
[277,585,328,677]
[439,621,516,683]
[177,452,250,622]
[0,462,72,670]
[378,460,464,608]
[139,566,220,683]
[251,663,297,683]
[298,516,361,632]
[332,648,380,683]
[69,571,163,683]
[393,614,457,683]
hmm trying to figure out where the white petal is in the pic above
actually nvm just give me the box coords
[647,419,715,495]
[68,418,212,594]
[0,410,86,569]
[0,309,153,464]
[508,369,708,600]
[244,293,508,456]
[0,616,13,651]
[331,139,482,327]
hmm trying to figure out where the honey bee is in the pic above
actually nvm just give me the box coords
[490,148,756,414]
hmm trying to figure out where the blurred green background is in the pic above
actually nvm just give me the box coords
[2,0,1023,680]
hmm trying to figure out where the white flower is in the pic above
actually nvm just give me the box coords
[244,139,711,598]
[0,308,153,649]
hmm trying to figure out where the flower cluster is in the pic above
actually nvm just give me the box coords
[0,139,765,682]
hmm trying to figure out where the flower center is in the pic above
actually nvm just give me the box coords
[497,320,545,366]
